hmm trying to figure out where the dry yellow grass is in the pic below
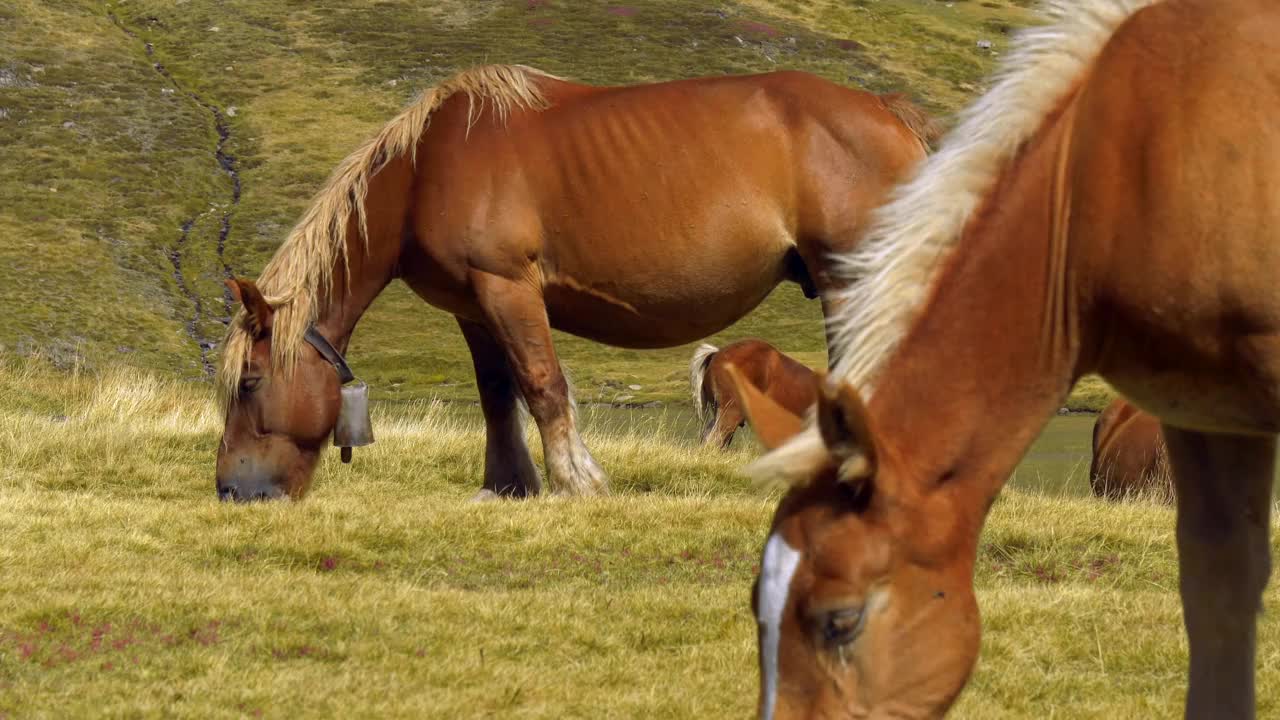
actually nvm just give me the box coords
[2,356,1279,718]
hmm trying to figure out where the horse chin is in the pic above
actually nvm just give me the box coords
[215,438,323,502]
[215,462,310,502]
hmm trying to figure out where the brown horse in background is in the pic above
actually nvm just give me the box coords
[1091,396,1171,502]
[215,64,938,502]
[689,340,817,449]
[729,1,1280,717]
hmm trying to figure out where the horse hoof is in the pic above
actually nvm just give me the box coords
[468,489,502,503]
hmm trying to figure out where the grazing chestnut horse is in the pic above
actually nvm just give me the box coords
[689,340,817,449]
[1091,396,1171,502]
[214,64,938,501]
[728,1,1280,717]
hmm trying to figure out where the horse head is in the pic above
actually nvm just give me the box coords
[215,278,370,501]
[725,365,980,720]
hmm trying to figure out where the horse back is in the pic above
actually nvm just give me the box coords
[405,70,931,347]
[414,69,927,245]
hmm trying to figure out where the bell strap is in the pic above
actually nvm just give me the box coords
[303,326,356,385]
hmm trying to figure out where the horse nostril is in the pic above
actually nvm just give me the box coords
[217,484,237,502]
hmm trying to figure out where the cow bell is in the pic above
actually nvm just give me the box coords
[333,380,374,464]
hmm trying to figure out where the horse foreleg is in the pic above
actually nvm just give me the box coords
[457,318,542,500]
[474,273,608,497]
[1163,425,1274,720]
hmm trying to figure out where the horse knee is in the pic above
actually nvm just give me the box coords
[518,367,570,418]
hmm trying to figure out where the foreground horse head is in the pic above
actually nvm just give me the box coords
[741,0,1280,716]
[216,278,347,501]
[726,369,978,719]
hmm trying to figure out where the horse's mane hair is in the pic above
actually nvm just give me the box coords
[218,64,555,406]
[825,0,1155,394]
[749,0,1155,490]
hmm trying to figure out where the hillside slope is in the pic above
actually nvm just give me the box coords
[3,0,1040,402]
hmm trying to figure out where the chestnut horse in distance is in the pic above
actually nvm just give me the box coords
[1091,396,1171,502]
[689,340,817,449]
[728,1,1280,718]
[215,65,938,502]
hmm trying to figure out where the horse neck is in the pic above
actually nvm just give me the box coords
[312,153,415,351]
[868,95,1085,561]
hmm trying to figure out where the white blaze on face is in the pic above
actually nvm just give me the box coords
[759,531,802,720]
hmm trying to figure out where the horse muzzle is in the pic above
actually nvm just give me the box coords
[216,475,288,503]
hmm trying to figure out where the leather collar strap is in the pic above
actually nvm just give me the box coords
[304,326,355,384]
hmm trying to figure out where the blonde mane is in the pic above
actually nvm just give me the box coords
[826,0,1155,394]
[217,64,555,405]
[750,0,1156,489]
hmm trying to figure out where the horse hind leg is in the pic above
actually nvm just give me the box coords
[457,318,541,500]
[474,273,607,496]
[1162,425,1274,720]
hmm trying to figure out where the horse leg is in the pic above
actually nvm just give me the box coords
[457,318,541,500]
[474,274,608,496]
[795,241,854,353]
[1162,425,1274,720]
[699,405,720,446]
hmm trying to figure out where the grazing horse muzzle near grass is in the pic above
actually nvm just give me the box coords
[1090,397,1171,502]
[689,339,818,449]
[216,279,372,502]
[215,64,937,502]
[216,280,338,501]
[734,0,1280,717]
[729,372,980,720]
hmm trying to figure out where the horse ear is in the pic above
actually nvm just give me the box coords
[816,372,877,484]
[722,362,804,450]
[225,278,274,337]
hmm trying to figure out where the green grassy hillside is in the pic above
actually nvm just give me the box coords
[0,0,1092,407]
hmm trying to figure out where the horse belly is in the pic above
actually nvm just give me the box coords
[537,191,798,348]
[542,257,788,348]
[1102,357,1280,436]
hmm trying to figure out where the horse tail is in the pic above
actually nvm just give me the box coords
[689,343,719,424]
[879,93,943,151]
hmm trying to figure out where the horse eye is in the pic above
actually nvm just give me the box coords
[239,377,262,394]
[821,607,864,647]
